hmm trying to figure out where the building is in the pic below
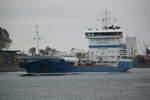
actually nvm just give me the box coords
[0,50,19,65]
[125,37,137,57]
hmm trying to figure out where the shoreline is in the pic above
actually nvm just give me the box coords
[0,65,25,72]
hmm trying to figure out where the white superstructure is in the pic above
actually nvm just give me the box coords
[85,12,128,66]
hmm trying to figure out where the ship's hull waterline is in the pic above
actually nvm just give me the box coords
[19,57,132,73]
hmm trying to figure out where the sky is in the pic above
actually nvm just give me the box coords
[0,0,150,53]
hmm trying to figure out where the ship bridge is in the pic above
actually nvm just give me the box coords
[85,11,129,66]
[85,28,124,65]
[85,29,123,39]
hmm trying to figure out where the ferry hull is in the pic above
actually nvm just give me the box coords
[19,59,132,73]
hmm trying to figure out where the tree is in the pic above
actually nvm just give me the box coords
[39,47,58,55]
[51,48,57,53]
[28,46,58,56]
[133,55,146,66]
[39,49,46,55]
[28,47,36,56]
[45,46,52,55]
[0,26,12,50]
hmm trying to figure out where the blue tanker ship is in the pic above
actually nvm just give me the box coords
[18,56,132,73]
[18,12,133,73]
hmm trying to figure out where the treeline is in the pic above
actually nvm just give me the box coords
[28,46,58,56]
[0,26,12,50]
[133,55,150,67]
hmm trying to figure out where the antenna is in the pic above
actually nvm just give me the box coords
[101,11,111,30]
[104,11,108,29]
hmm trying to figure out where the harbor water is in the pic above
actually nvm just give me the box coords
[0,68,150,100]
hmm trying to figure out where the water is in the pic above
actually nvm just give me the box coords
[0,68,150,100]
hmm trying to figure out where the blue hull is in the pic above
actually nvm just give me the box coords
[19,58,132,73]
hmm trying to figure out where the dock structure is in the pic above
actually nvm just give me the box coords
[0,50,24,71]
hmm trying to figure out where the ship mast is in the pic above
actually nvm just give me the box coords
[101,11,110,30]
[35,24,40,55]
[101,11,120,30]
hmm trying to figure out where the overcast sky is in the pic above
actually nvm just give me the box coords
[0,0,150,53]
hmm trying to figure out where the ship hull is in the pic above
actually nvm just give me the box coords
[19,58,132,73]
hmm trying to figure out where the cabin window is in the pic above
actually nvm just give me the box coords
[93,32,122,36]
